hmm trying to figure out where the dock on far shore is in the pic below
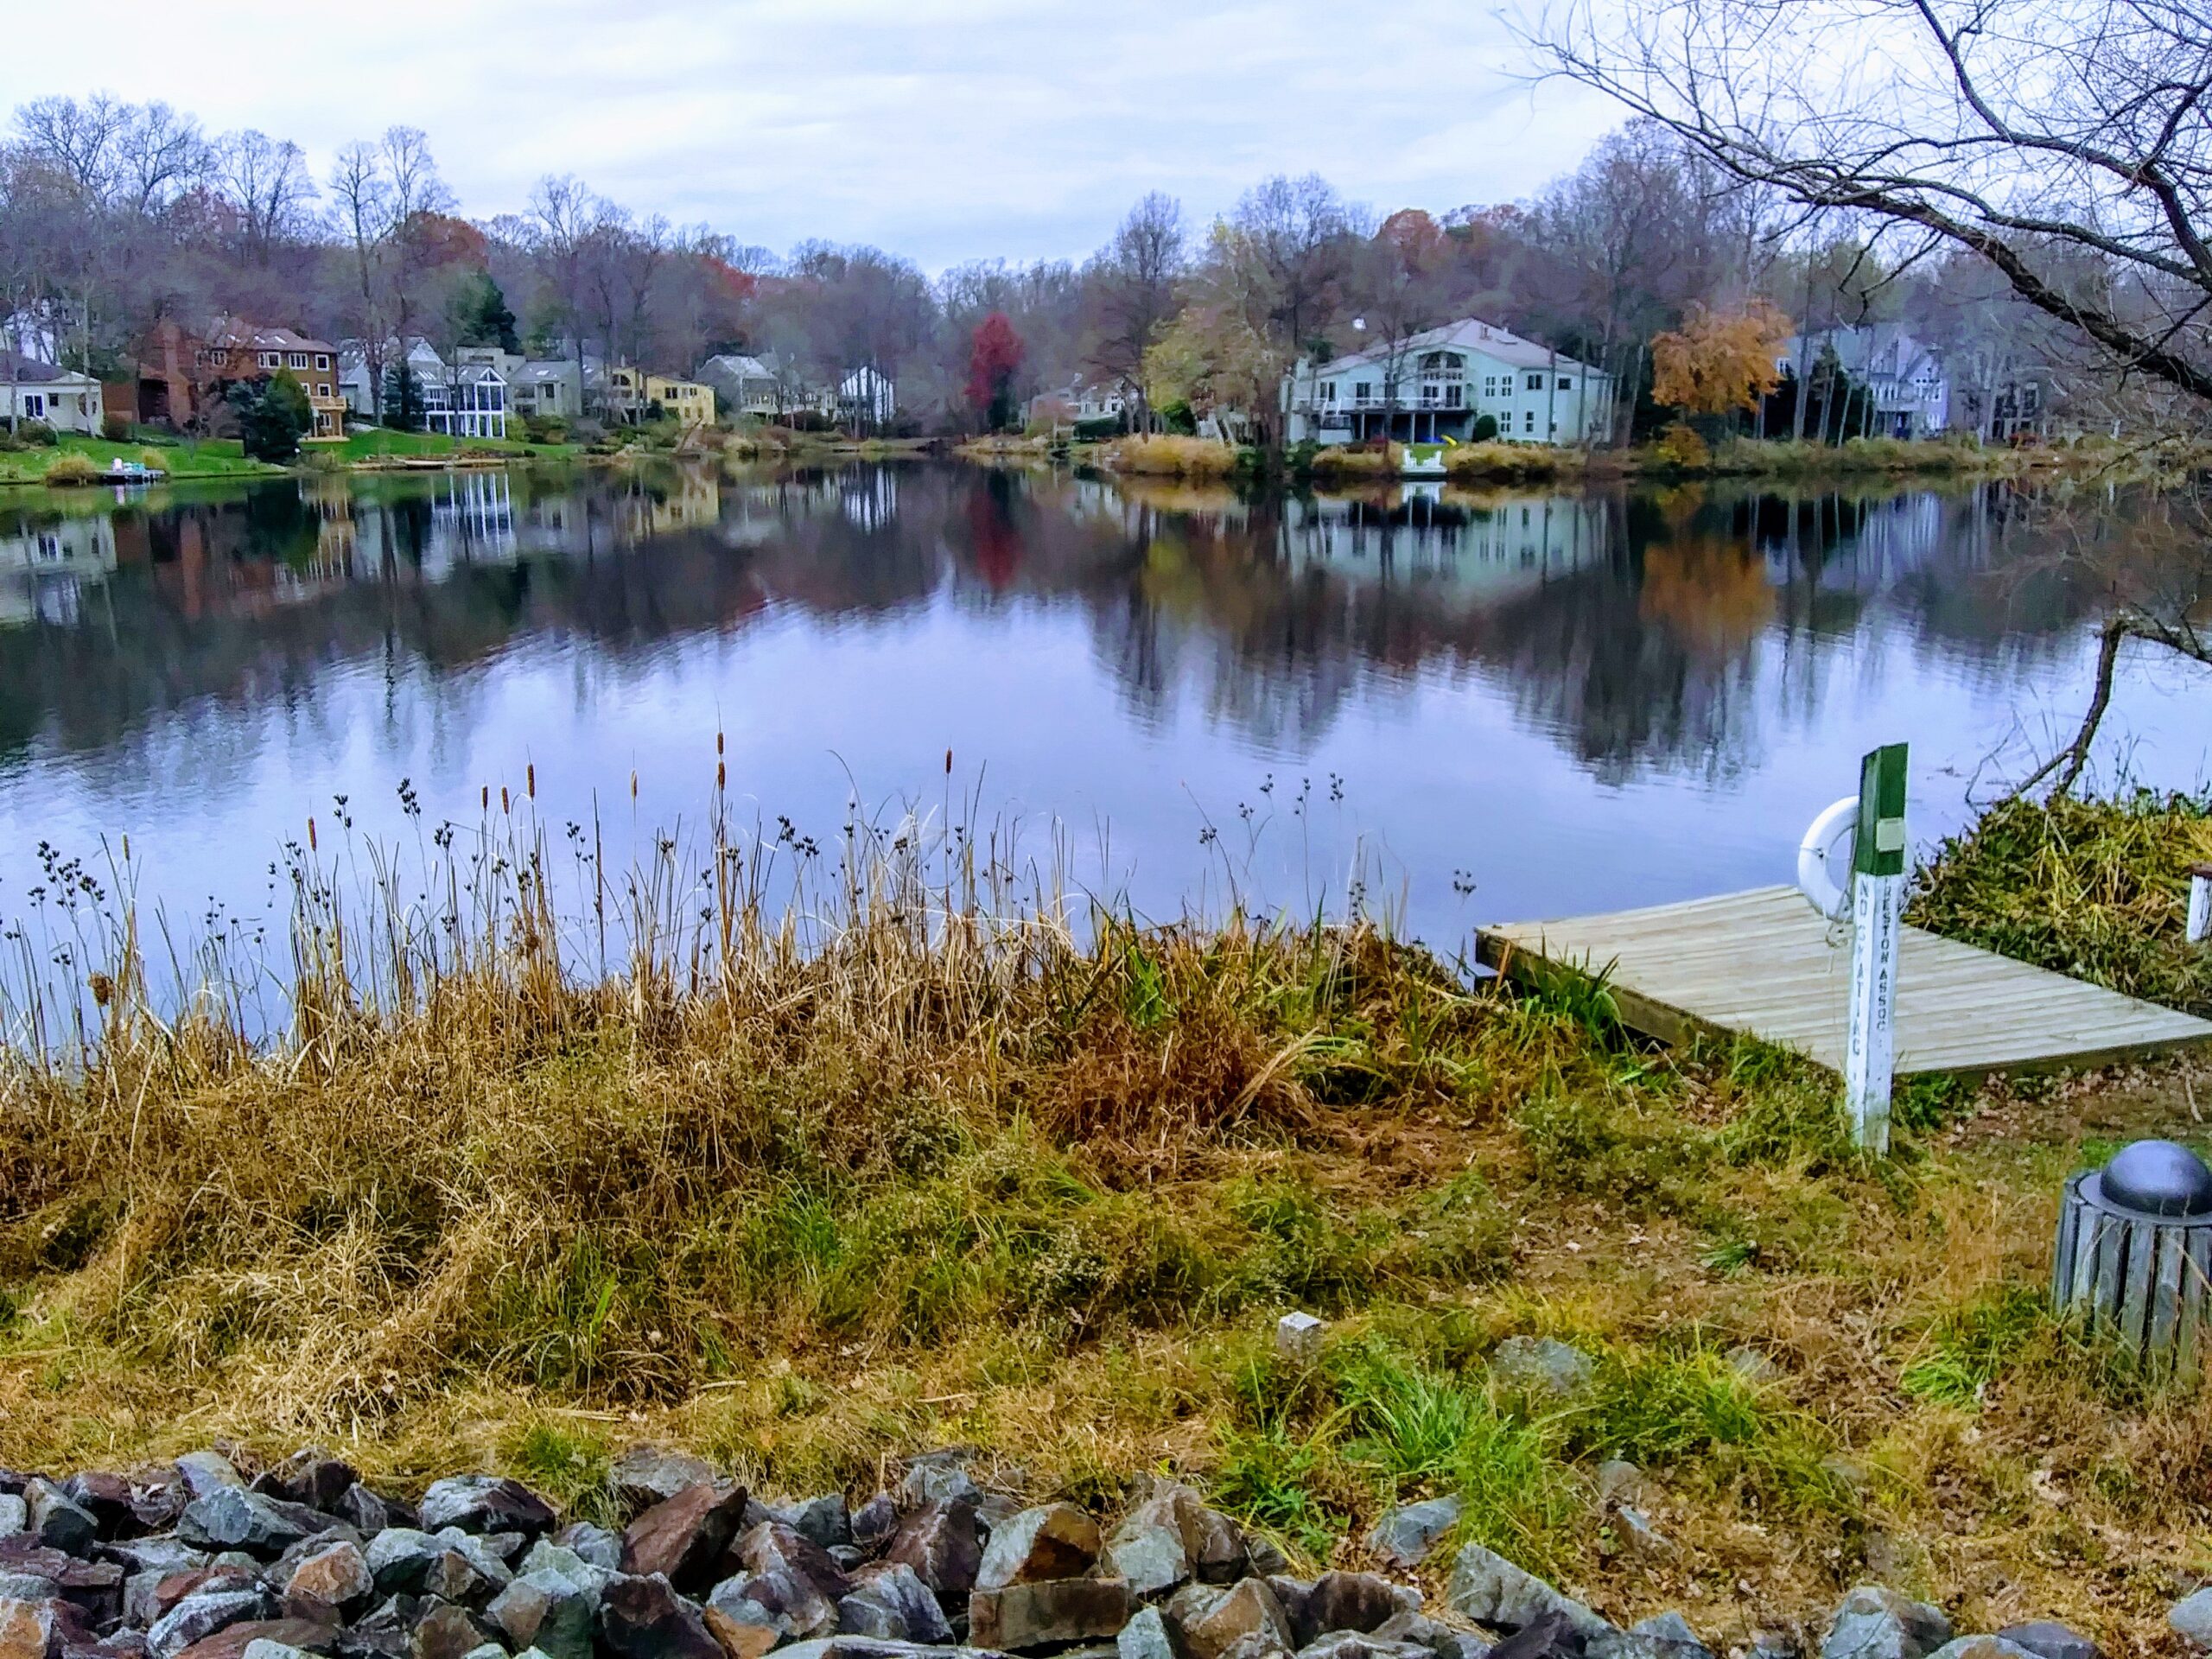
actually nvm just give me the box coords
[1476,885,2212,1082]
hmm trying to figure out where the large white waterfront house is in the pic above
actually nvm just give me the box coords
[1282,318,1617,448]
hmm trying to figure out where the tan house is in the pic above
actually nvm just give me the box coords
[647,374,714,426]
[196,320,349,440]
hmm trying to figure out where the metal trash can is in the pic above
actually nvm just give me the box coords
[2052,1139,2212,1377]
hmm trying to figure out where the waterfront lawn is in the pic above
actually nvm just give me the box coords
[0,795,2208,1644]
[0,433,283,486]
[334,426,579,462]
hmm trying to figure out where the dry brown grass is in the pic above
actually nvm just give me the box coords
[3,798,2211,1649]
[1103,435,1244,478]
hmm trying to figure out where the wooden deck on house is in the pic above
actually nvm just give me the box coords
[1475,885,2212,1080]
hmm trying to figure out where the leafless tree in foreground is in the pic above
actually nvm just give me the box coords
[1535,0,2210,791]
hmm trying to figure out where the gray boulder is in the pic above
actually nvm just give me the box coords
[0,1496,26,1539]
[609,1447,718,1518]
[1170,1579,1294,1659]
[1298,1635,1432,1659]
[977,1504,1103,1591]
[1592,1613,1712,1659]
[839,1561,954,1644]
[173,1453,245,1499]
[1821,1587,1953,1659]
[489,1567,600,1659]
[1995,1624,2098,1659]
[1920,1642,2038,1659]
[177,1489,328,1556]
[145,1587,272,1659]
[898,1451,982,1510]
[1444,1544,1609,1639]
[417,1477,557,1537]
[549,1523,623,1573]
[1375,1610,1490,1659]
[363,1529,441,1595]
[1122,1605,1179,1659]
[779,1496,855,1553]
[23,1478,99,1554]
[1364,1498,1461,1572]
[2177,1593,2212,1653]
[422,1527,514,1604]
[1489,1339,1596,1401]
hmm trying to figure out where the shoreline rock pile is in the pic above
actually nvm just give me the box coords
[0,1448,2122,1659]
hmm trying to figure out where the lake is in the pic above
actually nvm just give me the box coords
[0,461,2205,988]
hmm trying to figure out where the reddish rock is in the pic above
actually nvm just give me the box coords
[171,1618,338,1659]
[621,1484,750,1595]
[883,1498,982,1602]
[976,1504,1103,1591]
[969,1578,1135,1650]
[599,1573,723,1659]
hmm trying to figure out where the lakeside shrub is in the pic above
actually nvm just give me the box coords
[1653,423,1712,471]
[41,452,99,486]
[1106,434,1242,478]
[1441,441,1580,482]
[1307,444,1396,483]
[1909,789,2212,1017]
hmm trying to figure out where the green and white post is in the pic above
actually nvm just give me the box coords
[1843,742,1910,1153]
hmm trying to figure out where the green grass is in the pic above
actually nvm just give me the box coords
[0,433,282,486]
[333,427,580,462]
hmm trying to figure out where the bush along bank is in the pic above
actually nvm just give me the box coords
[0,1442,2128,1659]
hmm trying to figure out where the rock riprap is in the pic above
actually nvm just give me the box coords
[0,1453,2123,1659]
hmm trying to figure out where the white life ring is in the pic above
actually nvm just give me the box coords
[1796,795,1860,920]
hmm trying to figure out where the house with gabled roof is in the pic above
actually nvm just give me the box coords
[1282,317,1617,448]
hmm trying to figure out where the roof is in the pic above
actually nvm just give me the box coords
[702,353,775,379]
[0,350,91,385]
[205,318,339,355]
[1782,325,1942,383]
[1310,317,1611,378]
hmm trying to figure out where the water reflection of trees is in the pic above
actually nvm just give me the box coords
[0,463,2131,782]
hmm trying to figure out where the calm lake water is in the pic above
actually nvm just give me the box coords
[0,461,2206,971]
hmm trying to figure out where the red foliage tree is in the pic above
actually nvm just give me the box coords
[965,311,1026,430]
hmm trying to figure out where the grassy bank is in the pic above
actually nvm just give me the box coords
[1,796,2209,1644]
[0,433,285,486]
[1910,789,2212,1020]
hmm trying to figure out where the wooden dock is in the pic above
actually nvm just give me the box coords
[1476,885,2212,1079]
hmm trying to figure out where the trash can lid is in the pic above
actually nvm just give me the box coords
[2101,1139,2212,1218]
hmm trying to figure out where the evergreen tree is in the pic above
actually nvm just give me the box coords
[229,372,311,462]
[382,364,427,431]
[453,271,522,354]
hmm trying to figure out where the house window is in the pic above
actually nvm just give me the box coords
[260,353,280,369]
[1523,410,1535,433]
[22,394,44,418]
[317,385,331,397]
[1320,380,1336,402]
[315,354,330,371]
[1557,376,1572,391]
[289,353,310,369]
[1483,377,1496,397]
[1446,385,1462,409]
[1353,380,1372,404]
[1525,372,1542,391]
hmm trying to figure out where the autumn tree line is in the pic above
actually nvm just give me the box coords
[0,91,2148,442]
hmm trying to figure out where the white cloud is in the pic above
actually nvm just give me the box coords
[7,0,1624,268]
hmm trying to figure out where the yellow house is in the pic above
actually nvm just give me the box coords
[646,375,715,426]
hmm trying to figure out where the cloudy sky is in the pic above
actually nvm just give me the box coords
[3,1,1624,270]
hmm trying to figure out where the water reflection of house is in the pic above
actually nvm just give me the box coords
[1282,493,1612,598]
[0,515,119,626]
[613,475,721,539]
[841,470,898,533]
[1746,491,1951,594]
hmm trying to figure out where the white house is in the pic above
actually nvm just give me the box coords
[699,353,798,419]
[1,352,105,434]
[338,338,449,419]
[1282,318,1617,448]
[1779,327,1949,437]
[1027,378,1128,429]
[426,363,510,440]
[838,365,896,428]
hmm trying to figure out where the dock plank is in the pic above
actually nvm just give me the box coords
[1476,885,2212,1079]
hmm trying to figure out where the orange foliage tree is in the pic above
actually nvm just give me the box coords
[1650,301,1790,420]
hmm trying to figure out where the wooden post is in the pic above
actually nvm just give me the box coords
[2190,863,2212,946]
[1844,743,1909,1153]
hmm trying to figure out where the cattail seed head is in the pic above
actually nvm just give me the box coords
[527,763,537,799]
